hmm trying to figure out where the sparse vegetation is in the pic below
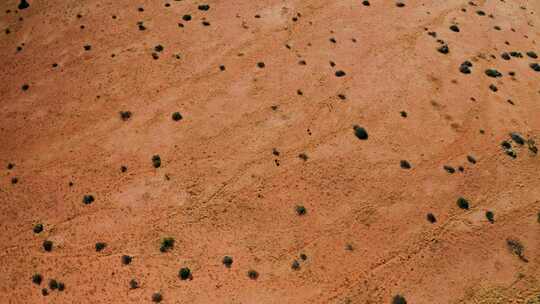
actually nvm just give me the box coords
[291,260,300,270]
[353,125,368,140]
[49,279,58,290]
[426,213,437,223]
[129,279,139,289]
[400,160,411,169]
[506,238,528,262]
[82,194,95,205]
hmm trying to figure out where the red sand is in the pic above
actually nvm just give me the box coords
[1,0,539,303]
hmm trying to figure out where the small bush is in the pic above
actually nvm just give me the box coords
[299,253,307,261]
[95,242,107,252]
[426,213,437,223]
[222,256,233,268]
[119,111,132,121]
[49,279,58,290]
[178,267,191,280]
[151,292,163,302]
[129,279,139,289]
[152,155,161,168]
[43,240,53,252]
[456,197,470,210]
[295,205,307,216]
[82,195,95,205]
[32,273,43,285]
[247,270,259,280]
[122,255,133,265]
[400,160,411,169]
[33,223,44,234]
[160,237,174,252]
[41,288,49,296]
[57,282,65,291]
[172,112,183,121]
[392,294,407,304]
[353,125,368,140]
[291,260,300,270]
[485,211,495,223]
[298,153,308,161]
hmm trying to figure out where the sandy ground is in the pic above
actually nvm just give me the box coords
[1,0,540,303]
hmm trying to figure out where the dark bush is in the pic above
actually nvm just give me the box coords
[172,112,183,121]
[437,45,449,54]
[426,213,437,223]
[43,240,53,252]
[83,195,95,205]
[33,223,44,234]
[291,260,300,270]
[152,155,161,168]
[129,279,139,289]
[457,197,470,210]
[392,295,407,304]
[353,125,368,140]
[42,288,49,296]
[160,237,174,252]
[152,292,163,302]
[222,256,233,268]
[95,242,107,252]
[400,160,411,169]
[120,111,132,121]
[122,255,133,265]
[179,267,191,280]
[247,270,259,280]
[49,279,58,290]
[485,211,494,223]
[32,273,43,285]
[295,205,307,216]
[58,282,65,291]
[443,165,455,173]
[299,253,307,260]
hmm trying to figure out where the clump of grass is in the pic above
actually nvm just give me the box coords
[506,238,528,262]
[426,213,437,223]
[299,253,307,261]
[485,211,495,223]
[95,242,107,252]
[32,273,43,285]
[456,197,470,210]
[151,292,163,302]
[129,279,139,289]
[122,255,133,265]
[43,240,53,252]
[247,269,259,280]
[33,223,44,234]
[152,155,161,168]
[178,267,191,280]
[222,256,233,268]
[295,205,307,216]
[160,237,174,252]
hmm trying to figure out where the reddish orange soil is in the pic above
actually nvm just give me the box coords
[1,0,540,303]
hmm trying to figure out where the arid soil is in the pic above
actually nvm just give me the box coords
[1,0,540,303]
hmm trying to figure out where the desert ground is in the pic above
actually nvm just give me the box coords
[0,0,539,303]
